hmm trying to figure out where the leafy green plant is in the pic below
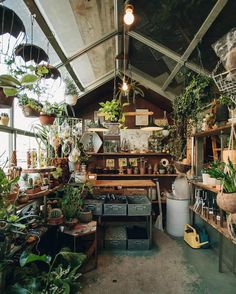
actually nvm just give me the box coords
[204,159,236,193]
[18,94,43,112]
[64,77,79,96]
[41,101,68,117]
[99,99,122,122]
[7,249,86,293]
[61,183,92,221]
[218,94,235,109]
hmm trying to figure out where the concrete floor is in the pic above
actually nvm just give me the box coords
[81,229,236,294]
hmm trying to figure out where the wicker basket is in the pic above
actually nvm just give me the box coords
[217,192,236,213]
[154,111,169,126]
[174,161,191,174]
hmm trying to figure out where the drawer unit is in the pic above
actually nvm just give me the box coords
[84,199,104,216]
[105,226,127,250]
[104,195,127,216]
[127,225,150,250]
[127,196,151,216]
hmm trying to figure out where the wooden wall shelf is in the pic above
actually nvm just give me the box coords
[96,174,178,177]
[193,123,234,138]
[87,152,171,156]
[191,181,219,194]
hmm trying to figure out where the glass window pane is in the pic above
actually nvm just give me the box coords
[16,135,38,169]
[130,37,177,86]
[35,0,116,57]
[0,132,10,169]
[70,37,116,87]
[134,0,216,55]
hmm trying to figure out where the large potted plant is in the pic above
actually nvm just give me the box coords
[64,77,79,106]
[18,94,43,118]
[204,159,236,213]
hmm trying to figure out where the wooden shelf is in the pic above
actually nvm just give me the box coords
[22,166,56,173]
[96,174,178,177]
[189,206,233,242]
[193,124,233,138]
[191,181,219,193]
[87,152,171,156]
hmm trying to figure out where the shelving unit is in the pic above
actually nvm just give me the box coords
[87,152,170,156]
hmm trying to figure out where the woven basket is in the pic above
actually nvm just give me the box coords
[217,192,236,213]
[174,161,191,174]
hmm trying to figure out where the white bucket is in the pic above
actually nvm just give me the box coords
[166,194,189,237]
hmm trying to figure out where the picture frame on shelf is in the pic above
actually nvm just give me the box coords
[103,140,120,153]
[135,109,149,126]
[129,158,138,166]
[118,158,127,167]
[106,159,115,168]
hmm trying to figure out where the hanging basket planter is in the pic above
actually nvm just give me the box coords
[174,161,191,174]
[14,44,49,63]
[35,64,61,80]
[65,95,78,106]
[217,192,236,214]
[0,6,25,38]
[22,105,40,118]
[0,88,14,108]
[39,114,56,125]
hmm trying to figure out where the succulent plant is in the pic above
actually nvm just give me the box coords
[49,208,63,219]
[1,112,9,117]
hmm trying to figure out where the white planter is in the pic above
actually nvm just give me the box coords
[208,177,217,187]
[162,129,170,137]
[202,173,210,185]
[66,95,78,106]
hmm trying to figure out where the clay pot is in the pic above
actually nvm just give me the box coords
[66,95,78,106]
[39,114,56,125]
[79,211,92,223]
[140,167,145,175]
[17,194,29,204]
[0,116,9,126]
[217,192,236,213]
[0,88,14,108]
[127,168,132,175]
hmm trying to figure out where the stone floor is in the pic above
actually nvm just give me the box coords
[81,229,236,294]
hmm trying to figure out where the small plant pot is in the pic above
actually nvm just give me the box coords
[159,168,166,174]
[17,194,29,204]
[202,173,210,185]
[140,167,146,175]
[79,211,92,223]
[217,192,236,213]
[39,114,56,125]
[0,88,14,108]
[0,116,9,126]
[7,192,18,204]
[66,95,78,106]
[127,168,132,175]
[48,215,64,225]
[22,105,40,118]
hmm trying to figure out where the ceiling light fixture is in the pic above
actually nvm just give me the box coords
[141,117,164,131]
[124,4,134,25]
[88,119,108,132]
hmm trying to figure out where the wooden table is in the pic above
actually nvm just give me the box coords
[89,179,156,199]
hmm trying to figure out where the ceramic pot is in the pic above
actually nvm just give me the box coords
[217,192,236,213]
[22,106,40,117]
[66,95,78,106]
[39,114,56,125]
[127,168,132,175]
[215,104,229,122]
[202,173,210,185]
[140,167,145,175]
[0,116,9,126]
[79,211,92,223]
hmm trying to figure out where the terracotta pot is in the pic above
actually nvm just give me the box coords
[217,192,236,213]
[140,167,145,175]
[17,194,29,204]
[79,211,92,223]
[39,114,56,125]
[127,168,132,175]
[22,106,40,118]
[48,215,64,225]
[0,116,9,126]
[0,88,14,108]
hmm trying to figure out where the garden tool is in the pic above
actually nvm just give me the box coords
[154,179,164,231]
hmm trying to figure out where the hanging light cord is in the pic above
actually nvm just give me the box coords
[123,21,126,83]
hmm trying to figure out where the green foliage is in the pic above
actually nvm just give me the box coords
[61,183,92,220]
[99,99,122,122]
[35,65,49,77]
[218,94,235,109]
[41,101,67,117]
[64,77,79,96]
[18,94,43,112]
[172,73,214,159]
[7,250,86,294]
[204,159,236,193]
[49,208,63,219]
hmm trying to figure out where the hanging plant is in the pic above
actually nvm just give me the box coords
[18,94,43,118]
[172,72,215,159]
[64,77,79,106]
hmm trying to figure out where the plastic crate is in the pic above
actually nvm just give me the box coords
[127,225,150,250]
[105,226,127,250]
[127,196,151,216]
[104,195,127,216]
[84,199,104,216]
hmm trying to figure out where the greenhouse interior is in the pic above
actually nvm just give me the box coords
[0,0,236,293]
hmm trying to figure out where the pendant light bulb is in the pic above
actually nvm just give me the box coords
[122,80,128,91]
[124,5,134,25]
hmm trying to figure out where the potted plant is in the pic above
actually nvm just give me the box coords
[127,162,133,175]
[48,208,64,225]
[204,159,236,213]
[64,77,79,106]
[18,94,43,117]
[0,113,9,126]
[218,94,235,121]
[39,101,59,125]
